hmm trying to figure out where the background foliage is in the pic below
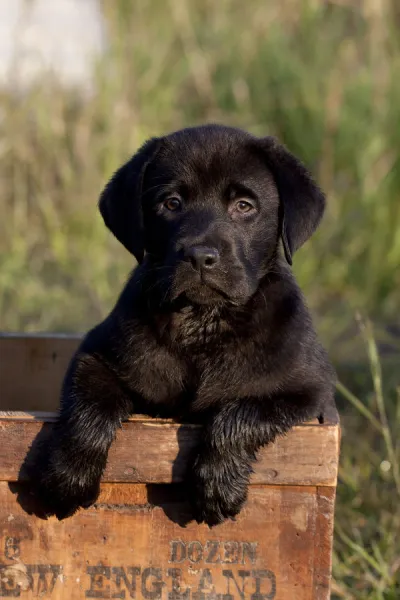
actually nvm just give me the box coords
[0,1,399,597]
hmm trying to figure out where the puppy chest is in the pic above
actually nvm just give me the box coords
[121,346,189,406]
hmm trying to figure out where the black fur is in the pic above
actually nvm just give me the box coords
[31,124,336,525]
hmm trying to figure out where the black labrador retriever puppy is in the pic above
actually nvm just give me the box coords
[32,124,336,525]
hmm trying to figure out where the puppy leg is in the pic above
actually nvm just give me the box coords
[31,354,132,519]
[191,392,328,526]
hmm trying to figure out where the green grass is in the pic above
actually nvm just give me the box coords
[0,1,399,596]
[333,319,399,599]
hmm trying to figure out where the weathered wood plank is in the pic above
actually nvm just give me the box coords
[0,334,81,412]
[0,482,333,600]
[0,416,340,486]
[312,487,336,599]
[0,411,326,425]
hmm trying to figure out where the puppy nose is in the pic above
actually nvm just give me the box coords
[184,246,220,271]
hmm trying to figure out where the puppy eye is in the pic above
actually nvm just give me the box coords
[235,199,255,213]
[163,197,182,211]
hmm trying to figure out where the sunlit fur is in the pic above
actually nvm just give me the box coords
[30,125,336,525]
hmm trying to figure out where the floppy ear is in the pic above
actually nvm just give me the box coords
[259,137,326,265]
[98,137,160,263]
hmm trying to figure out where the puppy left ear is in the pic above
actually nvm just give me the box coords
[259,137,326,265]
[99,137,160,263]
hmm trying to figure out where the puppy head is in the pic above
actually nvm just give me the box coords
[99,125,325,306]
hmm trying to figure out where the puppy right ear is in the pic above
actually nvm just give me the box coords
[99,137,160,263]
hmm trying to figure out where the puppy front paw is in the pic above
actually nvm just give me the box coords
[190,453,251,526]
[28,449,101,519]
[35,473,100,520]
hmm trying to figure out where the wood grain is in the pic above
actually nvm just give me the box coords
[0,415,340,486]
[312,487,337,599]
[0,482,334,600]
[0,334,81,412]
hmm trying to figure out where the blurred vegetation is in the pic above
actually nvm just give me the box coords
[0,0,399,597]
[334,317,399,599]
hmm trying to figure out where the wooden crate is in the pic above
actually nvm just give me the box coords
[0,334,340,600]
